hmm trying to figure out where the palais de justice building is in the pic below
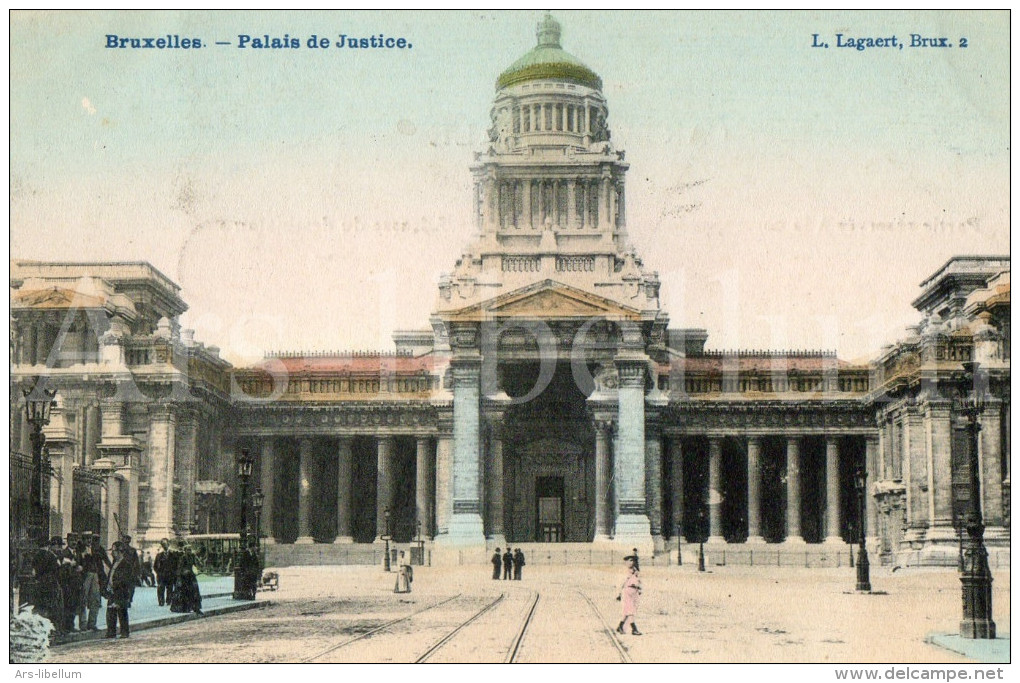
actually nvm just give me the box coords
[10,16,1010,567]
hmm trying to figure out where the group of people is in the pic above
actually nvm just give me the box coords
[153,537,205,614]
[28,532,209,640]
[29,532,146,639]
[490,548,526,580]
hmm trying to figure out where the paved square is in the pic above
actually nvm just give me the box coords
[46,564,1010,664]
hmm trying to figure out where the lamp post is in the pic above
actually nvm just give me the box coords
[382,507,392,572]
[956,361,995,639]
[24,385,57,542]
[676,522,683,567]
[854,467,871,592]
[416,519,424,566]
[251,489,265,551]
[233,448,255,600]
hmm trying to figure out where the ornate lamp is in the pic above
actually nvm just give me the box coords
[853,467,871,592]
[956,361,995,639]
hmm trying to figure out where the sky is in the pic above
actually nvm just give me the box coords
[9,10,1010,366]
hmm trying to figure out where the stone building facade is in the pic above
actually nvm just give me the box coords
[10,15,1009,566]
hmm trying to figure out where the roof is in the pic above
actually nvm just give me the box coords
[662,353,861,374]
[250,352,434,375]
[497,14,602,91]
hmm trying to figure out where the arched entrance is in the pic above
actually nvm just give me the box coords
[500,360,595,542]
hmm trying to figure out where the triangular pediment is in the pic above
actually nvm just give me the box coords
[12,287,106,310]
[445,280,642,322]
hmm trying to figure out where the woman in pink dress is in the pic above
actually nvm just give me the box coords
[616,555,642,635]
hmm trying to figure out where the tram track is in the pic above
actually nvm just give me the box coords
[414,593,508,663]
[577,590,632,663]
[301,593,464,663]
[504,593,541,663]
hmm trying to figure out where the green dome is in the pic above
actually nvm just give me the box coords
[496,14,603,91]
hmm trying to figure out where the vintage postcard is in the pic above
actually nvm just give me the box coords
[8,9,1010,676]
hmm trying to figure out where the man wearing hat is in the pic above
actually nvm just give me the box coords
[31,537,65,632]
[78,532,105,630]
[104,541,133,638]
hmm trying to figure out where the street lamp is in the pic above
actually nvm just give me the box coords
[382,507,392,572]
[955,361,995,639]
[251,489,265,550]
[853,467,871,592]
[24,384,57,542]
[233,448,255,600]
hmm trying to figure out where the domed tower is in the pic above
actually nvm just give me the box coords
[437,12,661,315]
[431,15,663,551]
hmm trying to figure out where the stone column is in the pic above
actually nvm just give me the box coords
[415,436,434,541]
[671,438,684,541]
[23,322,37,365]
[645,420,663,548]
[708,437,724,543]
[145,404,176,541]
[824,437,842,543]
[865,436,880,548]
[614,356,652,545]
[296,438,315,544]
[175,408,199,539]
[334,437,353,543]
[566,180,576,227]
[485,419,506,546]
[435,431,453,537]
[261,437,276,544]
[442,321,485,545]
[926,404,955,543]
[594,418,613,540]
[785,437,803,542]
[523,180,533,229]
[747,437,764,543]
[906,410,928,541]
[980,401,1004,529]
[35,321,49,366]
[85,404,100,465]
[375,436,395,542]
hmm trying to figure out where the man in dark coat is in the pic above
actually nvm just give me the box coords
[502,548,513,580]
[104,541,133,638]
[78,534,106,630]
[513,548,525,580]
[153,538,173,606]
[31,537,64,632]
[491,548,501,580]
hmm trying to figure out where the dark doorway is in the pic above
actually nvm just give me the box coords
[536,476,564,542]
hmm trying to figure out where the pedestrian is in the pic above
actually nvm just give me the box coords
[31,537,64,632]
[121,535,141,588]
[78,533,104,631]
[153,538,173,606]
[237,537,261,600]
[60,542,85,632]
[170,540,203,615]
[502,548,513,580]
[394,551,412,594]
[104,541,133,639]
[141,552,156,587]
[631,548,641,571]
[513,548,525,580]
[491,548,502,580]
[615,555,642,636]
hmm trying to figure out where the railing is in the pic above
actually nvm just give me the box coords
[502,256,541,273]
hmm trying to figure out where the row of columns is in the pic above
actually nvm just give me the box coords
[517,102,599,135]
[489,176,618,231]
[667,435,862,544]
[259,435,437,544]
